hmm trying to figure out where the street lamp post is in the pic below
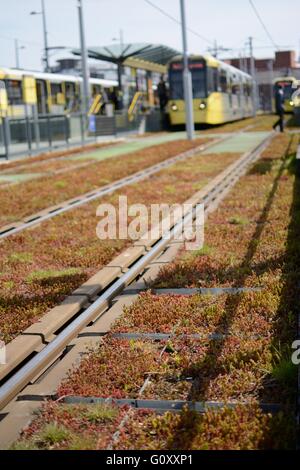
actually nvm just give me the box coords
[77,0,90,118]
[15,39,25,69]
[268,59,274,112]
[112,30,125,109]
[249,36,257,115]
[179,0,194,140]
[30,0,50,72]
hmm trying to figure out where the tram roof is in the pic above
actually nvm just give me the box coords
[73,43,180,73]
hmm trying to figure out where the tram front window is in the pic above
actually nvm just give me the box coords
[169,62,207,100]
[169,70,184,99]
[191,68,207,99]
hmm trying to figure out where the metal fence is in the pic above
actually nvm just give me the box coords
[0,109,159,160]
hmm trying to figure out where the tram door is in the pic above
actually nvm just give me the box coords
[65,81,77,112]
[36,79,48,115]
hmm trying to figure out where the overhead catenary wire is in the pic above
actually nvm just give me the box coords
[248,0,279,50]
[143,0,214,45]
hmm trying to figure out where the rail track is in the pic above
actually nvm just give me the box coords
[0,131,274,448]
[0,136,224,239]
[0,122,260,240]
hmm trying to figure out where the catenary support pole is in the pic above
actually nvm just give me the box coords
[78,0,90,120]
[179,0,194,140]
[41,0,50,72]
[268,59,274,112]
[249,36,257,115]
[15,39,20,69]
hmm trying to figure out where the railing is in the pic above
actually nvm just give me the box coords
[0,109,148,160]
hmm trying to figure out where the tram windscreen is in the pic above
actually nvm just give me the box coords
[169,61,207,99]
[274,80,293,100]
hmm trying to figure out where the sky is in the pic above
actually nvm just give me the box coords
[0,0,299,71]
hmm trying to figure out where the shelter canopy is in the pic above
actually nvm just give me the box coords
[73,42,180,73]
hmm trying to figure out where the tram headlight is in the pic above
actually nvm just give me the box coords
[171,103,178,111]
[290,100,294,106]
[199,102,206,110]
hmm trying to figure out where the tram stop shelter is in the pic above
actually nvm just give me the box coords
[73,42,179,106]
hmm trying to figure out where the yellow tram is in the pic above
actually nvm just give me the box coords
[0,67,118,117]
[273,77,298,114]
[167,55,254,126]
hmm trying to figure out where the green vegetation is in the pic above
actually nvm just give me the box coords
[26,268,81,283]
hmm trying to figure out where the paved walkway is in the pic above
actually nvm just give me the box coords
[201,131,270,154]
[0,132,189,184]
[69,132,188,161]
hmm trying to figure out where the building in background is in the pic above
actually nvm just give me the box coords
[50,55,118,80]
[226,50,300,111]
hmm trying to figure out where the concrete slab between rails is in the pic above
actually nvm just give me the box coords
[0,335,43,382]
[133,207,198,252]
[19,336,102,399]
[21,294,90,342]
[121,244,183,293]
[107,246,145,271]
[72,266,121,300]
[122,244,183,293]
[123,246,182,295]
[149,243,183,265]
[123,264,164,293]
[79,294,139,337]
[134,238,160,249]
[0,399,44,449]
[62,396,282,414]
[124,240,184,294]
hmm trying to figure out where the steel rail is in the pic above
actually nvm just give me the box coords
[0,132,272,411]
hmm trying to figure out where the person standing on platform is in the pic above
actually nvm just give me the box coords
[157,75,168,112]
[273,84,285,132]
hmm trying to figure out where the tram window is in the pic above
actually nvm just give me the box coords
[5,79,23,105]
[65,82,77,111]
[169,63,207,100]
[213,69,218,92]
[192,68,207,98]
[50,83,62,104]
[169,69,184,100]
[219,70,227,93]
[246,82,252,97]
[65,82,75,98]
[232,81,240,95]
[207,68,218,93]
